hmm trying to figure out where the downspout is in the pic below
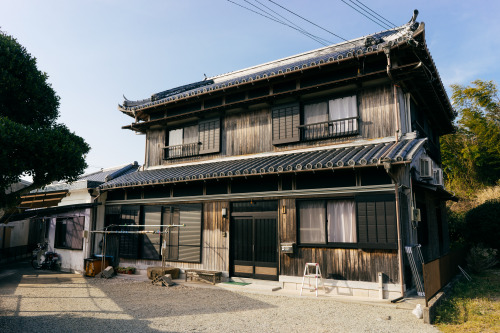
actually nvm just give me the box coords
[383,161,405,297]
[89,188,103,257]
[384,47,401,143]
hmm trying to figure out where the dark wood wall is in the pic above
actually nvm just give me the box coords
[144,85,397,168]
[145,128,165,168]
[279,198,399,283]
[358,84,396,139]
[223,108,272,156]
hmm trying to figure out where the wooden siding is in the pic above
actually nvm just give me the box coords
[223,108,273,156]
[144,85,397,165]
[145,128,165,167]
[279,198,399,283]
[358,84,396,139]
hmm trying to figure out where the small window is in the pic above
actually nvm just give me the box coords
[164,118,220,159]
[54,217,84,250]
[300,95,358,141]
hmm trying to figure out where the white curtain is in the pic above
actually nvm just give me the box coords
[304,102,328,124]
[168,128,183,158]
[327,200,356,243]
[299,201,326,244]
[329,95,357,133]
[168,128,183,146]
[304,102,328,139]
[183,125,199,144]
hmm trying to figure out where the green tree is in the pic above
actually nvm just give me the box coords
[441,80,500,197]
[0,31,90,212]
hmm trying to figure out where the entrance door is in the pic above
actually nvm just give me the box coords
[231,213,278,281]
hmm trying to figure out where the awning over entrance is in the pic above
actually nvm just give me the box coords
[101,138,427,189]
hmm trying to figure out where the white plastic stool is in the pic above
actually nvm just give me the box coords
[300,262,324,297]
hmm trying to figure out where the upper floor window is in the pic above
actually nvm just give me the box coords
[271,95,358,145]
[164,118,220,159]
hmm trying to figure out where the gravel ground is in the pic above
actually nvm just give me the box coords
[0,262,438,333]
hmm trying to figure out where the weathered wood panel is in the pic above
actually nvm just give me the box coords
[224,108,273,156]
[358,84,395,139]
[145,128,165,167]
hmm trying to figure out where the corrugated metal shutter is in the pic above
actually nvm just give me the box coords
[178,204,202,262]
[199,118,220,154]
[272,103,300,144]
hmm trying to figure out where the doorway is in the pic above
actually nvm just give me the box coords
[230,201,278,281]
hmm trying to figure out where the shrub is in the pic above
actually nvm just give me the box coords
[464,199,500,250]
[466,245,498,273]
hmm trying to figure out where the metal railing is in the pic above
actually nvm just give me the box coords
[163,142,201,159]
[298,117,359,141]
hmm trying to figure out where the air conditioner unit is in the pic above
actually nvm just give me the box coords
[434,168,443,186]
[420,158,433,179]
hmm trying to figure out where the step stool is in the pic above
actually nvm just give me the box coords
[300,263,324,297]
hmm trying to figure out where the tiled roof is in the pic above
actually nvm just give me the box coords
[119,22,420,113]
[31,162,139,193]
[100,138,426,189]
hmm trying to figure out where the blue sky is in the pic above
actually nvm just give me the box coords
[1,0,499,175]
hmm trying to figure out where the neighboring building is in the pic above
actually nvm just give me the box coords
[1,179,33,264]
[98,18,454,298]
[4,163,138,271]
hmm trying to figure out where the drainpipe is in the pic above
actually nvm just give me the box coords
[384,47,401,143]
[89,188,102,257]
[383,161,405,297]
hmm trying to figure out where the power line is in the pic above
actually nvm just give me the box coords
[352,0,397,28]
[340,0,391,30]
[266,0,357,47]
[243,0,331,45]
[227,0,329,46]
[254,0,333,45]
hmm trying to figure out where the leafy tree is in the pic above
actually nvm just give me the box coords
[0,31,90,212]
[441,80,500,197]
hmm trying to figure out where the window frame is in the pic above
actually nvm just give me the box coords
[54,216,85,250]
[164,117,220,159]
[299,93,359,142]
[297,194,397,250]
[105,204,203,263]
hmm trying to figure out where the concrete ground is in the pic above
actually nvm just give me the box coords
[0,261,436,333]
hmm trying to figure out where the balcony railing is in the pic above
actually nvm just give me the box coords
[298,117,359,141]
[163,142,201,160]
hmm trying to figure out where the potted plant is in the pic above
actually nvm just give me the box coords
[126,267,136,274]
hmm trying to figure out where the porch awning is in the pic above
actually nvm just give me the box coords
[101,138,427,189]
[18,191,68,209]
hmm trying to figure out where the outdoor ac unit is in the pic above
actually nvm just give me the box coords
[420,158,432,179]
[434,168,443,186]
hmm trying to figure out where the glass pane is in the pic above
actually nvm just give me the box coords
[304,102,328,124]
[142,206,162,260]
[327,200,356,243]
[299,201,326,244]
[178,204,202,262]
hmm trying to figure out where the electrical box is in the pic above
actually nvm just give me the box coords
[281,242,295,254]
[412,208,421,222]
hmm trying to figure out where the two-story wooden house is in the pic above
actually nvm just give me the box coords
[96,18,454,298]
